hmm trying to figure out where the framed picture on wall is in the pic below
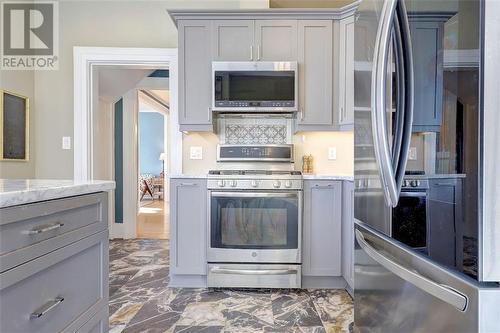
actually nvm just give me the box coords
[0,90,29,161]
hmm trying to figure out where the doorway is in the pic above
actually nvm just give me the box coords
[73,47,181,239]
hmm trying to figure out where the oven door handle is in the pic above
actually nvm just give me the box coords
[210,267,298,276]
[210,192,299,198]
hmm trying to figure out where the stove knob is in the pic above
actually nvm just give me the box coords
[411,180,418,187]
[273,181,281,188]
[402,180,407,187]
[230,180,237,187]
[217,180,226,188]
[284,180,292,188]
[251,180,258,188]
[416,180,421,187]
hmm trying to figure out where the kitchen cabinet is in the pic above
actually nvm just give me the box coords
[0,193,109,333]
[255,20,298,61]
[342,180,354,290]
[428,178,463,269]
[303,180,342,276]
[170,178,207,276]
[212,20,254,61]
[297,20,334,131]
[212,20,297,61]
[178,20,213,131]
[337,15,355,130]
[408,14,452,132]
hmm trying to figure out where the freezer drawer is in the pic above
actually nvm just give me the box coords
[354,221,500,333]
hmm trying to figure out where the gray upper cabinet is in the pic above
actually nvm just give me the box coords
[170,178,207,276]
[297,20,334,131]
[303,180,342,276]
[337,15,355,130]
[409,14,451,132]
[178,20,213,131]
[212,20,254,61]
[255,20,298,61]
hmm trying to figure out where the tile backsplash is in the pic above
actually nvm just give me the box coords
[225,124,287,144]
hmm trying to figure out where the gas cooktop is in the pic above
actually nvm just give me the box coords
[208,170,302,176]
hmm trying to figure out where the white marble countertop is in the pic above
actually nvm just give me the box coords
[302,174,354,181]
[169,174,207,179]
[0,179,116,208]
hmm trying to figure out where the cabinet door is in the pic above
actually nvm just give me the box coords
[428,178,463,269]
[410,20,444,131]
[255,20,297,61]
[170,179,207,275]
[303,180,342,276]
[212,20,254,61]
[297,20,334,130]
[342,181,354,289]
[338,16,355,130]
[178,20,213,131]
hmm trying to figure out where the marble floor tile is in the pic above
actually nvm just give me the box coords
[109,239,354,333]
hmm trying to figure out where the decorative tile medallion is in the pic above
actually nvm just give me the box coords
[225,124,287,145]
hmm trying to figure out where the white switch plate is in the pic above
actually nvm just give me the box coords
[62,136,71,150]
[190,146,203,160]
[328,147,337,160]
[409,147,417,160]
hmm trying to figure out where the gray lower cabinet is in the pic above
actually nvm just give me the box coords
[178,20,213,131]
[303,180,342,277]
[341,181,354,290]
[428,178,463,269]
[170,178,207,281]
[0,193,109,333]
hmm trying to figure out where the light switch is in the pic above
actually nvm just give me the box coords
[409,147,417,160]
[190,146,203,160]
[62,136,71,150]
[328,147,337,160]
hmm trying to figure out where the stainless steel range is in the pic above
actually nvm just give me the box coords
[207,144,302,288]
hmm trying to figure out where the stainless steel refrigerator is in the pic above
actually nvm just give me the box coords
[354,0,500,332]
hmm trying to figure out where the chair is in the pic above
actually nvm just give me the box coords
[139,174,155,201]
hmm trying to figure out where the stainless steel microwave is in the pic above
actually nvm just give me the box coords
[212,61,298,112]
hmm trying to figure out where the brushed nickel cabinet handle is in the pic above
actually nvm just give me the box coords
[180,183,197,187]
[257,45,261,61]
[250,45,253,60]
[25,222,64,235]
[30,297,64,319]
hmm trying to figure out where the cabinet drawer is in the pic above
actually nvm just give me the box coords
[0,231,108,333]
[76,305,109,333]
[0,193,107,272]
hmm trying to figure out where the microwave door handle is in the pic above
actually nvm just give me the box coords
[355,229,468,312]
[371,0,399,207]
[394,0,415,192]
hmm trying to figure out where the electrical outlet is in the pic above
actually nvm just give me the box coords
[190,146,203,160]
[62,136,71,150]
[409,147,417,160]
[328,147,337,160]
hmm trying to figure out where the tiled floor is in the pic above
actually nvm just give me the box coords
[109,239,353,333]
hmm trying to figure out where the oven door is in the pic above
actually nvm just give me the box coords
[391,191,428,253]
[208,191,302,264]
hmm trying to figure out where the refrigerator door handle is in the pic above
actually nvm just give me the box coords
[355,229,469,312]
[371,0,399,207]
[393,0,415,201]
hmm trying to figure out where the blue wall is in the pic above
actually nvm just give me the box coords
[114,99,123,224]
[139,112,164,176]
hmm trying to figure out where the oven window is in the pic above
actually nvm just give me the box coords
[214,71,295,102]
[392,194,427,250]
[210,193,299,249]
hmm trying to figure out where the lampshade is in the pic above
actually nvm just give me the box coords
[159,153,167,161]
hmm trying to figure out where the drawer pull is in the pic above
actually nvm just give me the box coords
[30,297,64,319]
[25,222,65,235]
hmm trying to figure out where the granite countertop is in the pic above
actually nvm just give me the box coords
[406,174,466,179]
[0,179,116,208]
[302,174,354,181]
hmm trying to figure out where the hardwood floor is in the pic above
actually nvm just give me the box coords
[136,199,169,239]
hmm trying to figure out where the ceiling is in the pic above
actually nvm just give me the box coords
[98,67,153,102]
